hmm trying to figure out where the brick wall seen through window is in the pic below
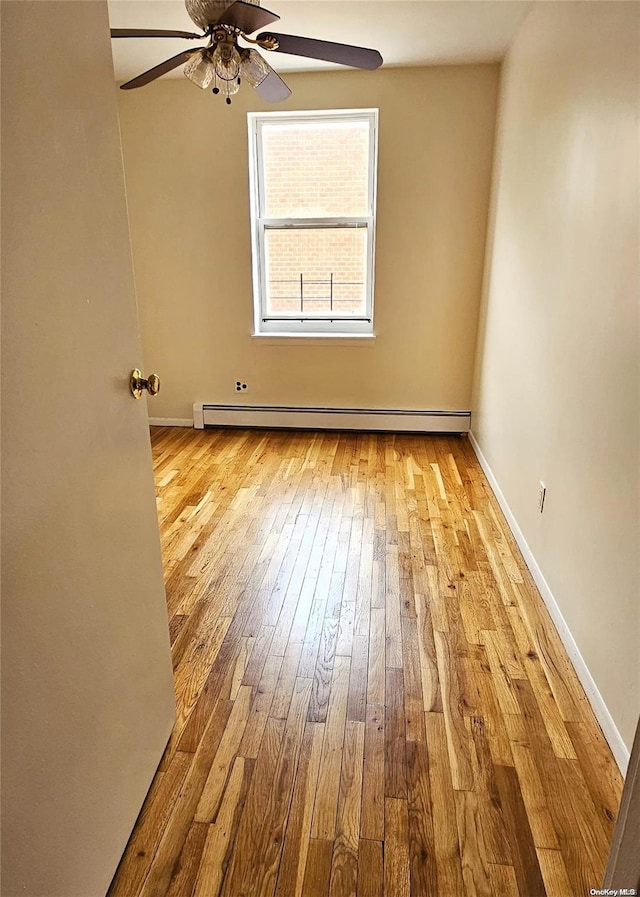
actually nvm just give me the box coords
[248,110,378,335]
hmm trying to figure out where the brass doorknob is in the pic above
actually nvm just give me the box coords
[130,369,161,399]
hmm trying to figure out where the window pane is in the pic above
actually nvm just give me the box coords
[261,120,370,218]
[264,227,368,317]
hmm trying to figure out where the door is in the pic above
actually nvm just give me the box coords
[1,2,176,895]
[604,715,640,891]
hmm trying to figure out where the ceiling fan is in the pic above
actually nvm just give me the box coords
[111,0,383,104]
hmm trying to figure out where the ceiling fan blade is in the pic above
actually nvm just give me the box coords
[253,67,291,103]
[110,28,205,39]
[120,48,202,90]
[257,33,383,70]
[216,1,279,34]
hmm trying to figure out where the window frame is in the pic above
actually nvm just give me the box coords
[247,108,379,337]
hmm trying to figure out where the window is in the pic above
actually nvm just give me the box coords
[247,108,378,336]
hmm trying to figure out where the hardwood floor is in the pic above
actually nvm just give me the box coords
[108,427,623,897]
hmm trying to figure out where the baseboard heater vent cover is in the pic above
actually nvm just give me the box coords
[193,403,470,433]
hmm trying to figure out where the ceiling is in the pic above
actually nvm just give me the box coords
[108,0,533,83]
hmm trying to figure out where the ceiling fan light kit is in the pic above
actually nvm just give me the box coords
[184,40,245,102]
[111,0,383,104]
[239,48,271,88]
[210,41,243,102]
[183,50,216,89]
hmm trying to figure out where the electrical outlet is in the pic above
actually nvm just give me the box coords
[235,380,248,393]
[538,481,546,514]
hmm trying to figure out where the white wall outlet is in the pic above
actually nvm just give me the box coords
[235,380,248,393]
[538,481,546,514]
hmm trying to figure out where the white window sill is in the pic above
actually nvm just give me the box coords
[251,332,376,346]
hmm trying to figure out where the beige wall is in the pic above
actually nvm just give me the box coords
[117,65,499,420]
[472,2,639,750]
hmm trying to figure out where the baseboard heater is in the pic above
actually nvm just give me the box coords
[193,403,470,433]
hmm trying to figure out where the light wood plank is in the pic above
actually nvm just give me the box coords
[328,720,365,897]
[425,712,466,896]
[275,721,325,897]
[360,703,385,841]
[434,630,474,791]
[193,756,252,897]
[453,789,492,897]
[536,847,574,896]
[356,840,383,897]
[195,685,253,822]
[311,655,352,840]
[384,798,410,897]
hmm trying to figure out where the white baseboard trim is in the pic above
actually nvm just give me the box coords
[148,418,193,428]
[469,431,630,774]
[193,403,471,434]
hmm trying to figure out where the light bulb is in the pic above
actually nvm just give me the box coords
[240,48,271,87]
[212,42,241,82]
[183,50,216,89]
